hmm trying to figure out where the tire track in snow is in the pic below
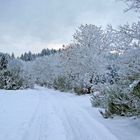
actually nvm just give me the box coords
[21,90,67,140]
[21,94,43,140]
[47,90,119,140]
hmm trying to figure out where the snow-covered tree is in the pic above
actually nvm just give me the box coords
[0,53,34,90]
[91,22,140,117]
[122,0,140,12]
[0,53,10,89]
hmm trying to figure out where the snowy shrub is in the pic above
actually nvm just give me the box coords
[74,86,84,95]
[131,81,140,115]
[53,76,71,92]
[102,82,140,118]
[106,89,132,117]
[91,91,107,107]
[92,79,140,118]
[133,81,140,99]
[0,70,11,89]
[21,73,34,89]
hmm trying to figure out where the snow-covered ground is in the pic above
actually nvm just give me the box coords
[0,87,139,140]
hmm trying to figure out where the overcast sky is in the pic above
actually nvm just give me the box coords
[0,0,138,56]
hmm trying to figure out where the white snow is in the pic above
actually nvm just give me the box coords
[0,87,139,140]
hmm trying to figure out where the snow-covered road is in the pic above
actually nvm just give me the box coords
[0,87,139,140]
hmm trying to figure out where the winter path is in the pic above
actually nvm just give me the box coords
[0,87,139,140]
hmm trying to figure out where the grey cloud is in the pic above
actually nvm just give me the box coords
[0,0,139,55]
